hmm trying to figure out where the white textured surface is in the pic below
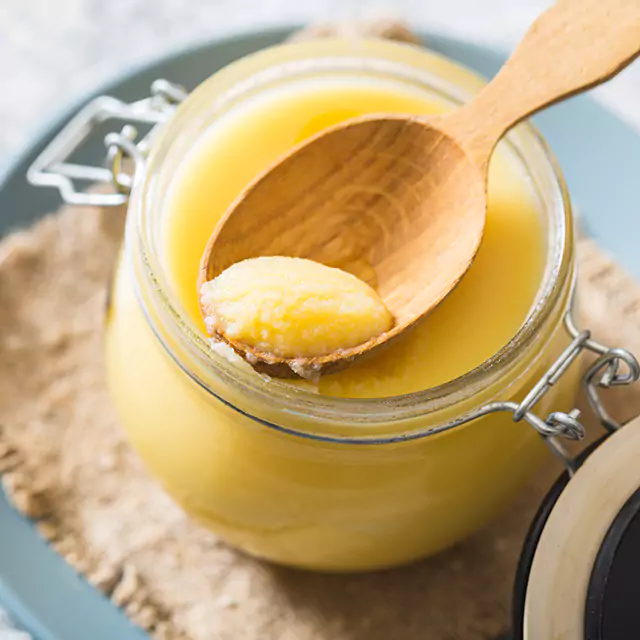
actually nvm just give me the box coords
[1,1,639,636]
[0,611,30,639]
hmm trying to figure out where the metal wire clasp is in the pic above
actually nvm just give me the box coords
[480,312,640,475]
[26,80,187,207]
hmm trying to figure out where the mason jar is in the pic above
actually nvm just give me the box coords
[26,36,637,573]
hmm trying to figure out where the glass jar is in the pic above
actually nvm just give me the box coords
[30,38,591,572]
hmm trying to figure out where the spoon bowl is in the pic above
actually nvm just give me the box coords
[200,0,640,377]
[199,115,487,375]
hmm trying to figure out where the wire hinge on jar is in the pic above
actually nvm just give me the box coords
[469,312,640,475]
[26,80,188,208]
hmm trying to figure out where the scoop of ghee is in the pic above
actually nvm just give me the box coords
[200,256,393,358]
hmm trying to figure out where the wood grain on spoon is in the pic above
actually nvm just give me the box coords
[200,0,640,378]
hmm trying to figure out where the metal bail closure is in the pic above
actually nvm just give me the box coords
[26,79,188,208]
[442,310,640,477]
[506,311,640,475]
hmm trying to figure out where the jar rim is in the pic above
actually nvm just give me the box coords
[130,39,574,442]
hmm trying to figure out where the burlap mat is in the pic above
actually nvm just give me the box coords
[2,25,640,640]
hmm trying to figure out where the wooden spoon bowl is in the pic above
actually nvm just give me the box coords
[199,116,486,376]
[200,0,640,377]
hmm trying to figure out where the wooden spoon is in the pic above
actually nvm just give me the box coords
[200,0,640,378]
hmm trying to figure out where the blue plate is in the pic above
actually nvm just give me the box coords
[1,26,639,640]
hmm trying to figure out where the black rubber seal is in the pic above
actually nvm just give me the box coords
[511,437,608,640]
[585,485,640,639]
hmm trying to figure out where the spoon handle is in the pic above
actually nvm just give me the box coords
[443,0,640,168]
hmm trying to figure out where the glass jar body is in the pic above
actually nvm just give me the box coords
[104,38,578,571]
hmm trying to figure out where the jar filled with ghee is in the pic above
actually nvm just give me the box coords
[26,36,638,573]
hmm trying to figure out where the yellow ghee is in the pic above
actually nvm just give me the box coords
[105,39,579,571]
[164,76,544,396]
[200,256,393,359]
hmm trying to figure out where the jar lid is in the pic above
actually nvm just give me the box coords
[513,416,640,639]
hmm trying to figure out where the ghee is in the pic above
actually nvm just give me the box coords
[199,256,393,360]
[164,76,544,396]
